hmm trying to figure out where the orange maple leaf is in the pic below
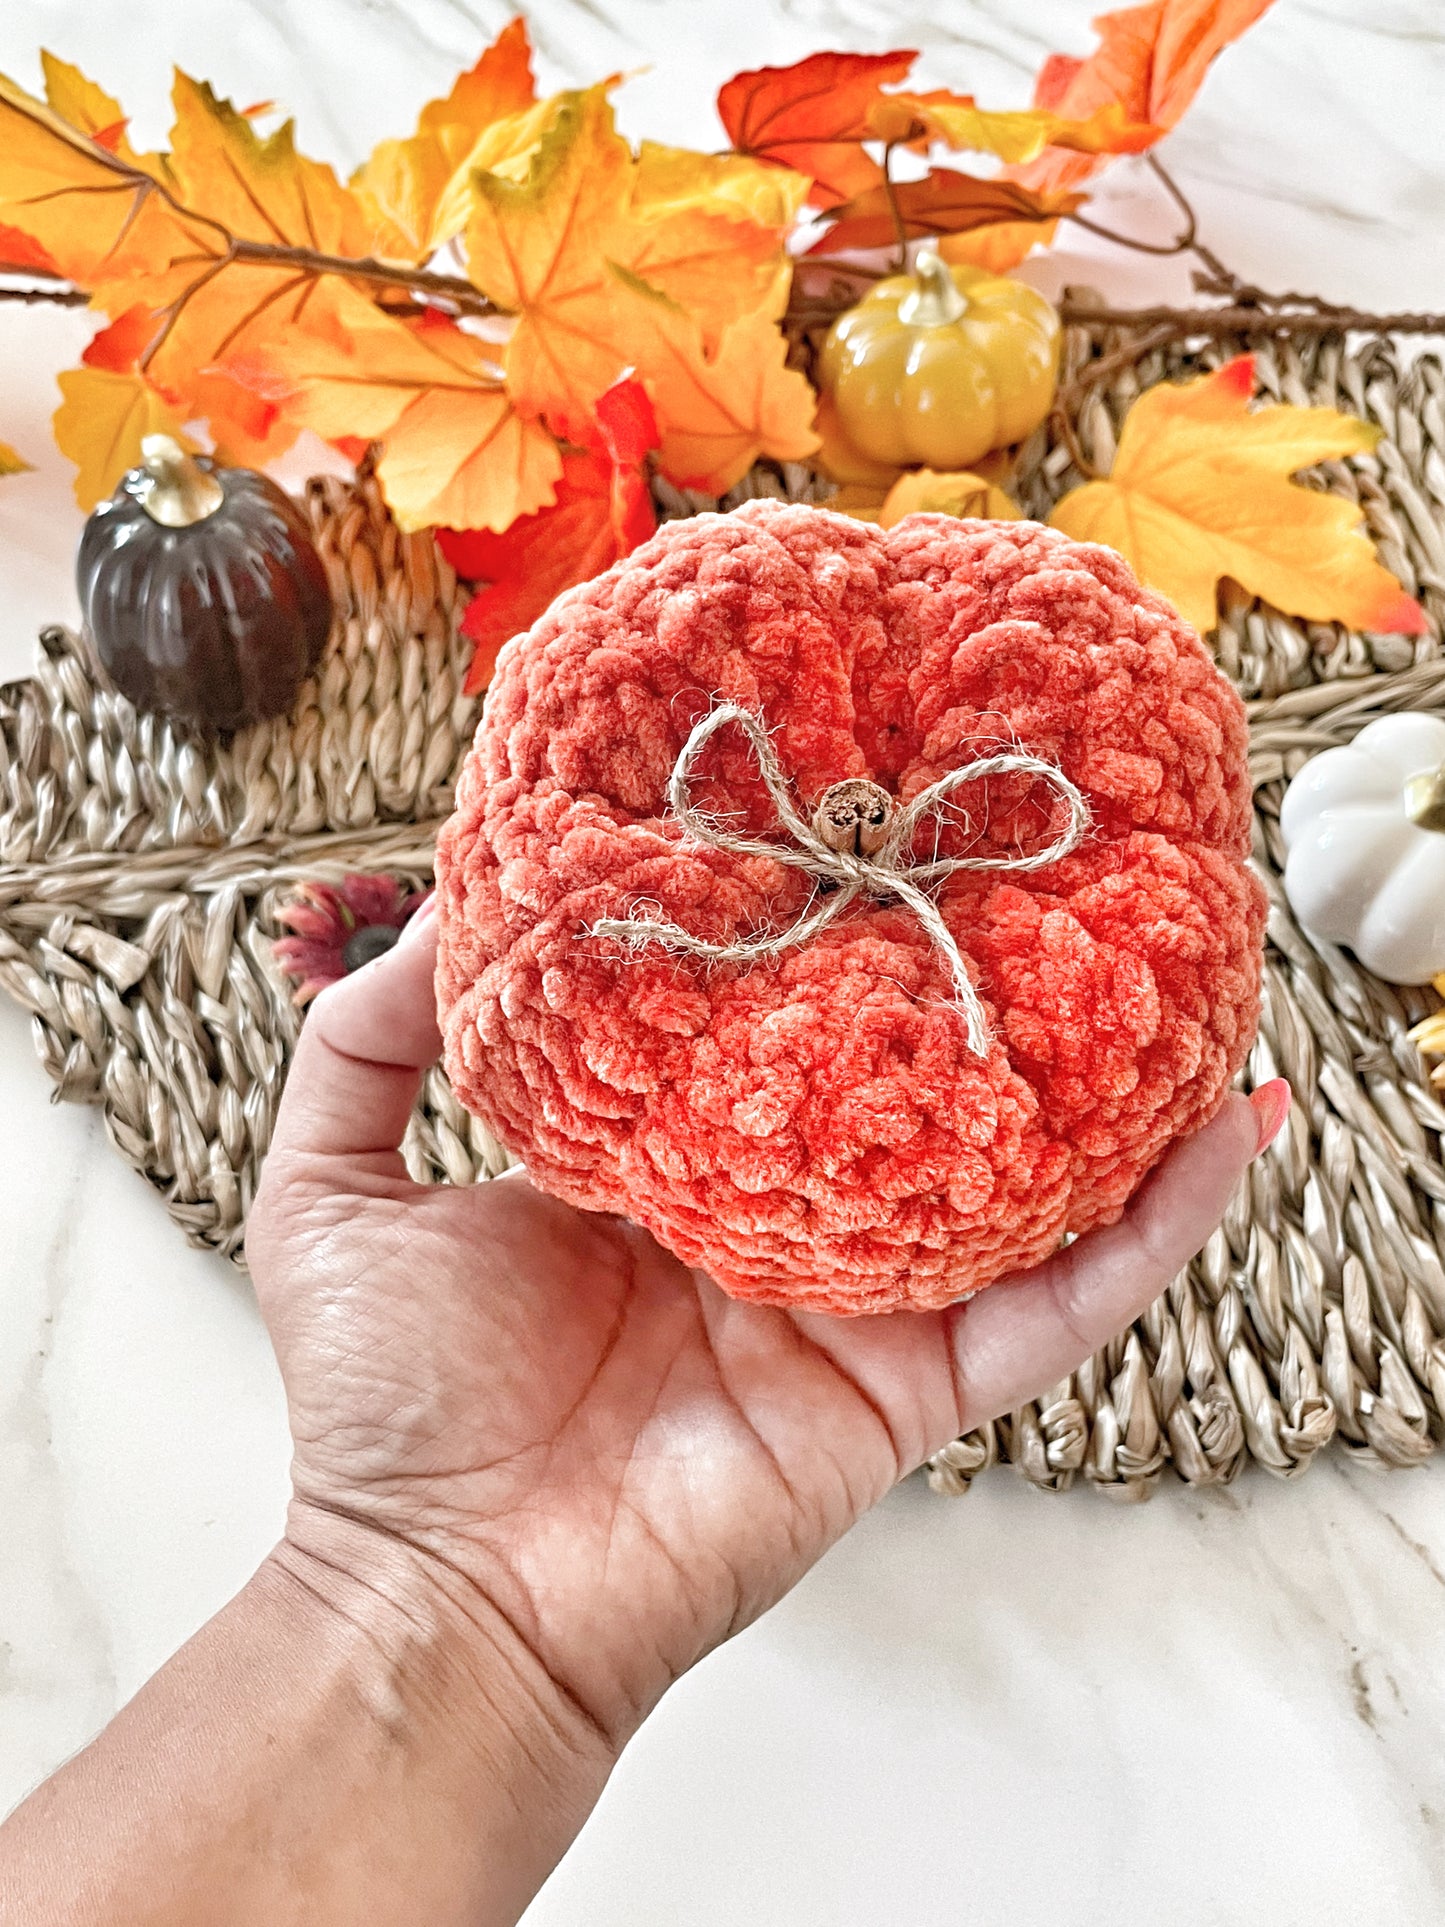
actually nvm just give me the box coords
[717,49,1158,212]
[632,141,809,235]
[439,374,659,692]
[810,169,1081,254]
[1050,355,1427,637]
[466,87,798,427]
[944,1,1277,270]
[1016,0,1278,198]
[242,279,561,533]
[627,297,819,495]
[0,438,31,477]
[716,49,917,209]
[0,219,60,275]
[351,17,552,260]
[96,74,376,463]
[0,68,191,288]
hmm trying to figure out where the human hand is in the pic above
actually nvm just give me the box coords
[251,902,1284,1754]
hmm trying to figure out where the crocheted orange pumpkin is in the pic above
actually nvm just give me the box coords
[436,502,1265,1315]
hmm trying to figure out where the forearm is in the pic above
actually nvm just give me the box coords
[0,1515,616,1927]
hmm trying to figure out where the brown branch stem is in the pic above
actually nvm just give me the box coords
[1058,297,1445,338]
[3,123,503,323]
[880,143,910,272]
[219,238,499,316]
[1062,151,1251,295]
[0,259,72,284]
[0,282,90,307]
[1062,207,1196,257]
[2,237,502,336]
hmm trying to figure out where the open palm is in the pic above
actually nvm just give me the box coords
[250,911,1266,1745]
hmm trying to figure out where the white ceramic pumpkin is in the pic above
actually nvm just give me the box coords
[1281,713,1445,983]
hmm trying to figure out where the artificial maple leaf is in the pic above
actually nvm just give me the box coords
[96,73,376,461]
[0,219,59,275]
[244,279,561,532]
[54,304,197,509]
[439,374,660,692]
[53,372,187,509]
[0,439,31,476]
[879,467,1022,525]
[945,1,1276,270]
[362,98,559,263]
[828,467,1022,527]
[633,142,809,235]
[0,69,189,287]
[935,220,1062,273]
[876,90,1160,162]
[79,302,157,370]
[1014,0,1278,198]
[717,50,917,208]
[467,86,795,425]
[811,169,1081,254]
[716,49,1159,210]
[629,298,819,494]
[40,51,151,169]
[162,74,370,267]
[1050,355,1428,636]
[352,17,552,259]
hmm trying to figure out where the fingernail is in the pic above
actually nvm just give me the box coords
[399,892,437,947]
[1249,1078,1291,1154]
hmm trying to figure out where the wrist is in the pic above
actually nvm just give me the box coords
[266,1502,618,1915]
[275,1497,621,1763]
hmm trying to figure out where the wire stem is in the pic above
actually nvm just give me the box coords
[880,144,910,272]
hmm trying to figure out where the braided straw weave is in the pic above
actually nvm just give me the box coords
[3,323,1444,1500]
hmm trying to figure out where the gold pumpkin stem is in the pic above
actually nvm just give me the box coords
[898,249,968,329]
[1406,766,1445,832]
[136,434,225,529]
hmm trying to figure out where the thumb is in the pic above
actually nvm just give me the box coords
[268,894,441,1166]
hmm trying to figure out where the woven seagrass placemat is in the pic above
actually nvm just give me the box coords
[3,319,1444,1501]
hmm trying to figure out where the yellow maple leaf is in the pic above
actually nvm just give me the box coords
[353,18,554,260]
[875,92,1159,164]
[632,141,810,235]
[882,467,1022,525]
[53,368,192,508]
[0,68,191,287]
[90,74,377,463]
[0,439,32,476]
[466,87,796,425]
[1050,355,1428,636]
[827,467,1021,527]
[247,280,561,532]
[40,51,153,169]
[628,297,819,495]
[164,73,369,258]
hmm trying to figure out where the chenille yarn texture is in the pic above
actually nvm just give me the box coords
[435,501,1266,1314]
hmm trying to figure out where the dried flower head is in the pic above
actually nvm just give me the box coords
[272,874,426,1005]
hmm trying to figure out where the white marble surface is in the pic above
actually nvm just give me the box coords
[3,1,1445,1920]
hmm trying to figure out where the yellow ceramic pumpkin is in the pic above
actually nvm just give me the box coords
[818,249,1062,470]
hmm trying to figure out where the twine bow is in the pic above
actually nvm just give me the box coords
[589,703,1090,1057]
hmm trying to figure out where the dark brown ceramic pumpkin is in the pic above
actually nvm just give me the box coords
[76,435,333,733]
